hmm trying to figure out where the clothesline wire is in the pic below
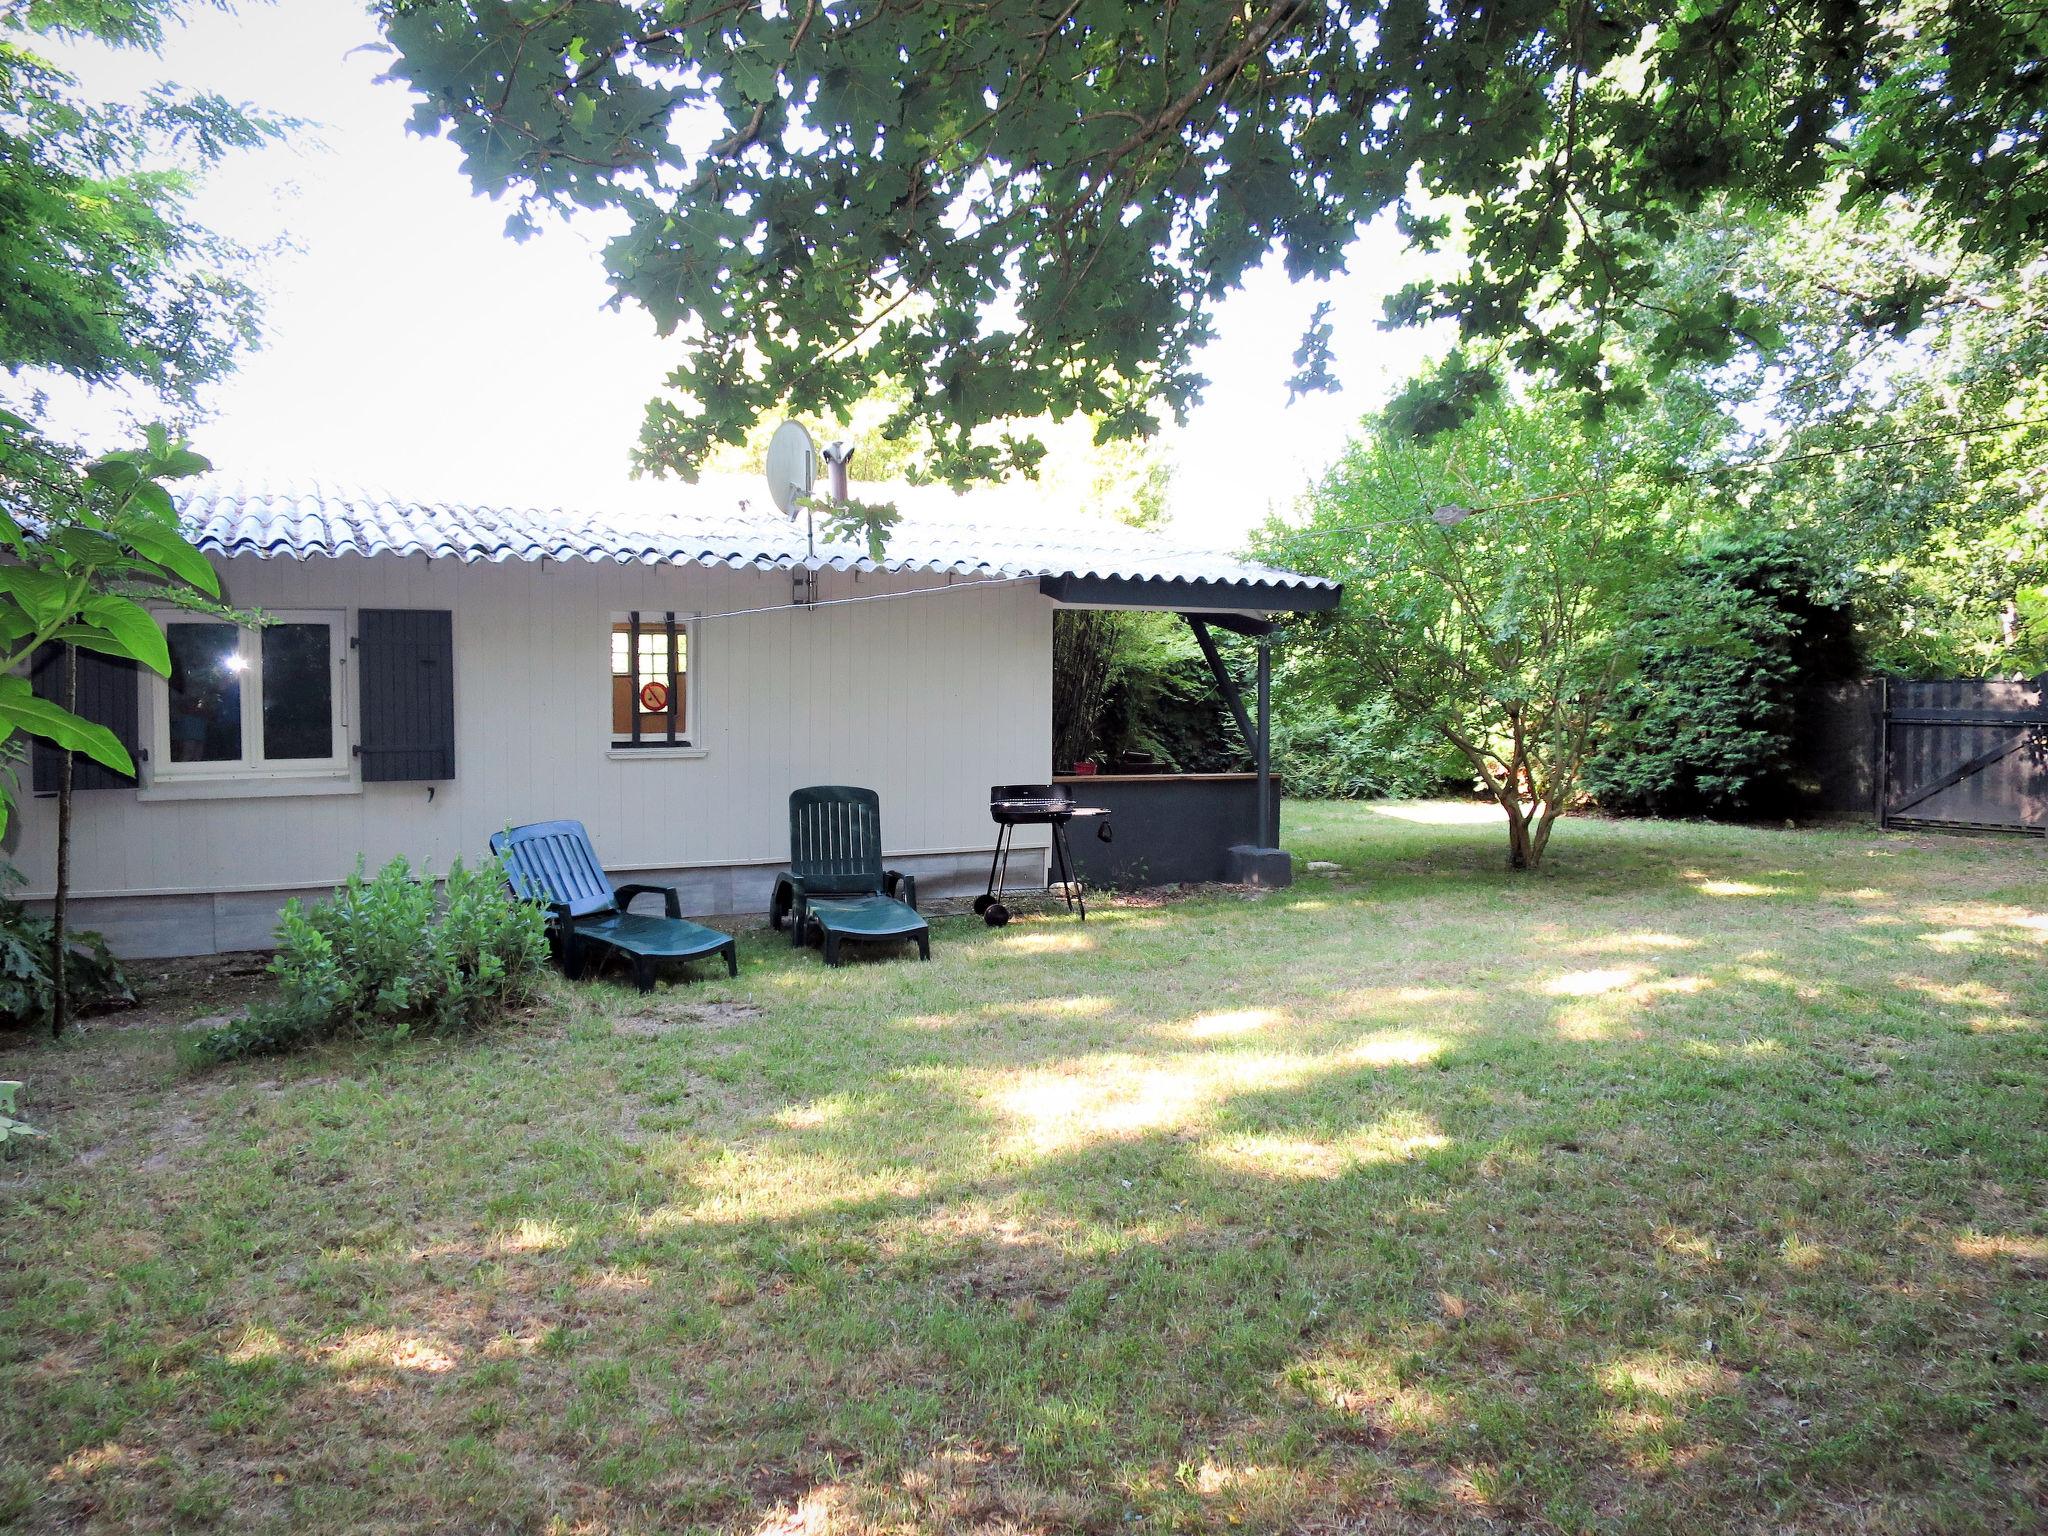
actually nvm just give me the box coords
[682,573,1033,624]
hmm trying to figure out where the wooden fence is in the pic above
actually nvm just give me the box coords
[1805,678,2047,834]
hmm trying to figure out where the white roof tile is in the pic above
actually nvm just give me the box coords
[173,477,1335,598]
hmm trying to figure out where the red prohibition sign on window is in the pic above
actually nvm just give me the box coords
[639,680,670,713]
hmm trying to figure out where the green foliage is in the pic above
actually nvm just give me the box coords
[2,0,278,839]
[376,1,2048,471]
[1624,195,2048,675]
[0,1078,45,1152]
[1268,695,1465,802]
[0,871,130,1031]
[816,496,901,562]
[1588,532,1862,820]
[1256,398,1676,866]
[0,428,232,836]
[0,10,270,393]
[184,857,550,1065]
[1052,609,1242,774]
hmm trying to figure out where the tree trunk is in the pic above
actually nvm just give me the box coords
[1503,800,1533,869]
[51,645,74,1038]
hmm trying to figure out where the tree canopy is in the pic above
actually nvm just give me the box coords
[1255,397,1676,866]
[1,2,271,409]
[375,0,2048,479]
[1,0,275,838]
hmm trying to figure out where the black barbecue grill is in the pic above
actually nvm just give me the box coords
[978,783,1111,926]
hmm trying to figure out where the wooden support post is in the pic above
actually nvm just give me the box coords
[1256,635,1272,847]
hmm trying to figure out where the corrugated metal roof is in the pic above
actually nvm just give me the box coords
[173,477,1336,595]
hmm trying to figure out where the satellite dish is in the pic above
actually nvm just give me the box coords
[765,421,816,518]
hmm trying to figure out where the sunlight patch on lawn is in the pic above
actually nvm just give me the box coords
[1780,1233,1826,1271]
[324,1329,460,1375]
[1682,1034,1782,1059]
[1690,877,1789,898]
[775,1096,849,1129]
[1186,1007,1284,1038]
[1333,983,1470,1014]
[1920,928,1982,948]
[996,929,1095,953]
[1953,1233,2048,1264]
[1346,1030,1446,1067]
[1545,967,1640,997]
[1205,1113,1450,1179]
[997,1061,1235,1149]
[995,1052,1318,1152]
[1544,968,1709,1038]
[644,1153,928,1229]
[1369,800,1504,824]
[1917,901,2048,941]
[1597,1351,1732,1402]
[584,1266,653,1294]
[225,1325,289,1366]
[1567,930,1699,955]
[45,1442,137,1484]
[496,1218,576,1255]
[750,1480,853,1535]
[1898,975,2013,1009]
[1010,994,1114,1019]
[1182,1459,1316,1528]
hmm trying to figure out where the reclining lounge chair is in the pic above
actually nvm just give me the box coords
[491,819,737,991]
[769,786,930,965]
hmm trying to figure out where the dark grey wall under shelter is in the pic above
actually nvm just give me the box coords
[1053,772,1282,888]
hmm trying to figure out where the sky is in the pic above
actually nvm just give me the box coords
[49,2,1449,551]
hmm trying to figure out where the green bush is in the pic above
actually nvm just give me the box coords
[185,856,549,1064]
[1270,696,1468,801]
[1589,530,1861,818]
[0,870,131,1032]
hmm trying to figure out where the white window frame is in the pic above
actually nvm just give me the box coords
[608,610,698,751]
[148,609,351,782]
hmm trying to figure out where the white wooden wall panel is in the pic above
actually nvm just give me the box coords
[8,554,1052,905]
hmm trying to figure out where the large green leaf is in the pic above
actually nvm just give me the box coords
[78,594,172,675]
[0,676,134,777]
[0,568,75,628]
[122,521,219,596]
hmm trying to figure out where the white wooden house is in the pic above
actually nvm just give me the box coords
[6,478,1337,956]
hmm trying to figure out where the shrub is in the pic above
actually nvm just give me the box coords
[185,856,549,1064]
[1054,609,1245,773]
[1270,696,1467,800]
[1589,531,1861,818]
[0,870,131,1033]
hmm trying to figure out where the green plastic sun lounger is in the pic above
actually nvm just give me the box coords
[770,786,929,965]
[804,894,932,966]
[491,820,737,992]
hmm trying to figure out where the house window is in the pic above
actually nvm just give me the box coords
[153,611,348,778]
[611,612,691,746]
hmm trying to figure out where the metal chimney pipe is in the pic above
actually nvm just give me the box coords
[822,440,854,504]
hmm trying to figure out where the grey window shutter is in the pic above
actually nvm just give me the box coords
[31,644,140,794]
[356,609,455,782]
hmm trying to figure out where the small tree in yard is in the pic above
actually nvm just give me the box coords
[2,0,278,1032]
[1257,401,1670,870]
[0,431,231,1034]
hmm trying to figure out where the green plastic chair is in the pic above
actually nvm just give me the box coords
[769,786,929,964]
[491,820,737,991]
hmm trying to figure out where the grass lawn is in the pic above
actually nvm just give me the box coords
[2,802,2044,1535]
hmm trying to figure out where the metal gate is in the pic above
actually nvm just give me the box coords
[1880,678,2047,834]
